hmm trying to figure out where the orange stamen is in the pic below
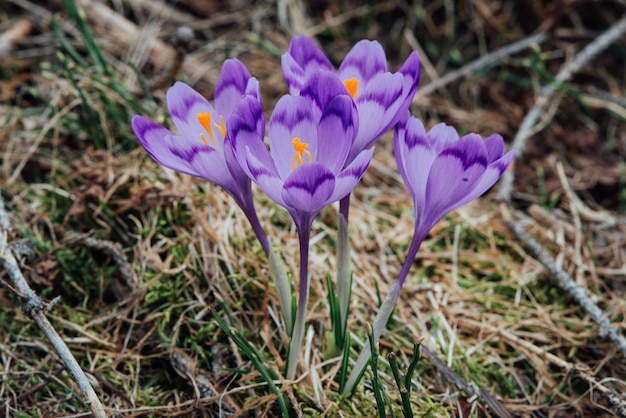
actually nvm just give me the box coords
[291,137,312,171]
[197,112,219,150]
[343,78,359,99]
[214,115,226,139]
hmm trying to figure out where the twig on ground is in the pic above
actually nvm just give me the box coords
[412,32,549,100]
[459,317,626,417]
[496,14,626,202]
[504,215,626,359]
[420,345,514,418]
[64,232,136,289]
[0,194,107,418]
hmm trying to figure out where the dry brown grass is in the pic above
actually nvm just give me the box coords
[1,0,626,417]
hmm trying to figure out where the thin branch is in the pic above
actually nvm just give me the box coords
[421,345,514,418]
[496,14,626,202]
[0,194,107,418]
[505,218,626,359]
[459,317,626,417]
[413,32,549,100]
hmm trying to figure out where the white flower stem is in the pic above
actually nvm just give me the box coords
[342,227,426,395]
[285,219,312,380]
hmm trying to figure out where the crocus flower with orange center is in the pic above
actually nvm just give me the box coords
[131,59,270,256]
[282,35,421,162]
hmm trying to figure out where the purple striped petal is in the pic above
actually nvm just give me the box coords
[454,148,515,209]
[287,35,333,75]
[132,116,194,175]
[281,53,307,95]
[228,96,273,179]
[390,51,421,126]
[338,40,387,85]
[166,82,224,149]
[424,135,488,223]
[268,95,317,179]
[348,72,404,161]
[483,133,505,161]
[282,163,335,213]
[330,147,374,202]
[316,95,356,173]
[394,117,434,217]
[426,123,459,151]
[300,71,351,119]
[244,146,285,206]
[215,59,254,118]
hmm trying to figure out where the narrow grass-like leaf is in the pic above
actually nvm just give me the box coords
[211,305,289,417]
[51,19,88,68]
[62,0,112,76]
[389,352,413,418]
[368,331,386,418]
[404,338,423,397]
[338,332,351,393]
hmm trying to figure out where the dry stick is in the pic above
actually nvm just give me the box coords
[505,219,626,359]
[420,345,514,418]
[413,32,548,100]
[496,14,626,202]
[0,196,107,418]
[459,317,626,417]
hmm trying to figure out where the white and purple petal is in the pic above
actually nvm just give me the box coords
[299,71,351,119]
[329,147,374,202]
[214,59,253,118]
[268,95,317,179]
[166,82,223,149]
[282,163,335,213]
[394,117,435,216]
[228,96,274,180]
[244,146,285,206]
[132,116,196,175]
[338,40,387,85]
[348,72,404,161]
[423,135,488,224]
[315,95,356,173]
[287,36,333,76]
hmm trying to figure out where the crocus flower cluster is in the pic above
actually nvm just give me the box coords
[132,36,513,391]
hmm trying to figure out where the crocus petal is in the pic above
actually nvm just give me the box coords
[454,149,515,209]
[132,116,196,175]
[229,96,274,179]
[348,72,404,161]
[287,35,333,75]
[394,117,434,217]
[315,95,356,173]
[245,77,261,101]
[244,145,285,206]
[214,59,254,118]
[268,95,317,179]
[166,82,218,144]
[426,122,459,151]
[424,135,488,224]
[483,133,505,161]
[390,51,421,127]
[282,53,307,95]
[300,71,351,119]
[338,40,387,85]
[282,163,335,213]
[329,147,374,202]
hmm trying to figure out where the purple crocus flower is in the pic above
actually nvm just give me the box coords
[283,36,421,348]
[282,35,421,162]
[131,59,270,256]
[229,71,374,379]
[343,116,515,394]
[229,71,373,234]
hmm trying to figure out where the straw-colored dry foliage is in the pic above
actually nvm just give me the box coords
[1,0,625,417]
